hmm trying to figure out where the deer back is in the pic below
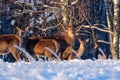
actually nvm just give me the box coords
[23,36,60,60]
[33,39,60,60]
[41,26,74,58]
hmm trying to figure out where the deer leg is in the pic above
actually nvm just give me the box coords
[67,54,72,61]
[9,46,20,61]
[57,52,62,60]
[33,54,39,61]
[39,55,47,61]
[45,52,53,61]
[62,46,72,60]
[44,48,54,61]
[20,52,29,62]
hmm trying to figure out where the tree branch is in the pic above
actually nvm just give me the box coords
[97,40,113,45]
[71,0,78,5]
[36,23,61,32]
[76,25,115,36]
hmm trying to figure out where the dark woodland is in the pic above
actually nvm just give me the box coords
[0,0,120,62]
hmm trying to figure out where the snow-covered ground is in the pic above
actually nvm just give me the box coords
[0,59,120,80]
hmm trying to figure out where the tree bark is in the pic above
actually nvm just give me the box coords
[60,0,68,25]
[104,0,120,59]
[113,0,120,59]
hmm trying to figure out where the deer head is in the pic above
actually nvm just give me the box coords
[62,26,74,47]
[16,26,31,38]
[77,38,90,57]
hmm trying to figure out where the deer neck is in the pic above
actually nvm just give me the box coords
[64,27,74,46]
[15,35,23,47]
[77,42,85,57]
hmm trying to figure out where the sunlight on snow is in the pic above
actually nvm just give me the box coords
[0,59,120,80]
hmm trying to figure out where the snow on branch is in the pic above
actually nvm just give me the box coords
[97,40,113,45]
[76,25,115,36]
[36,23,61,32]
[71,0,78,5]
[50,1,65,5]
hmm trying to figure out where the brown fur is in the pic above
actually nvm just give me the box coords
[66,38,90,60]
[62,46,72,60]
[0,26,31,62]
[24,37,60,60]
[23,26,74,61]
[0,34,22,61]
[34,39,60,60]
[77,38,89,57]
[42,26,74,60]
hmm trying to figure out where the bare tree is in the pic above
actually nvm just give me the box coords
[104,0,120,59]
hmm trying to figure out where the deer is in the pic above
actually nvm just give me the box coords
[20,27,60,61]
[33,39,60,60]
[0,27,29,62]
[90,42,107,60]
[74,26,107,60]
[22,25,74,61]
[23,37,60,61]
[81,37,107,60]
[62,38,90,60]
[41,25,75,60]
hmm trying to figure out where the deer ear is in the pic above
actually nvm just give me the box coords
[77,38,82,42]
[16,27,20,31]
[16,27,25,32]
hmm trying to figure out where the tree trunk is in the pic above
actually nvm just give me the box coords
[104,0,115,58]
[104,0,120,59]
[60,0,68,25]
[113,0,120,59]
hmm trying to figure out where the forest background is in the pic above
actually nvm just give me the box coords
[0,0,120,60]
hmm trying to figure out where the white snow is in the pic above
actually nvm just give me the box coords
[1,0,120,80]
[0,59,120,80]
[11,20,15,26]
